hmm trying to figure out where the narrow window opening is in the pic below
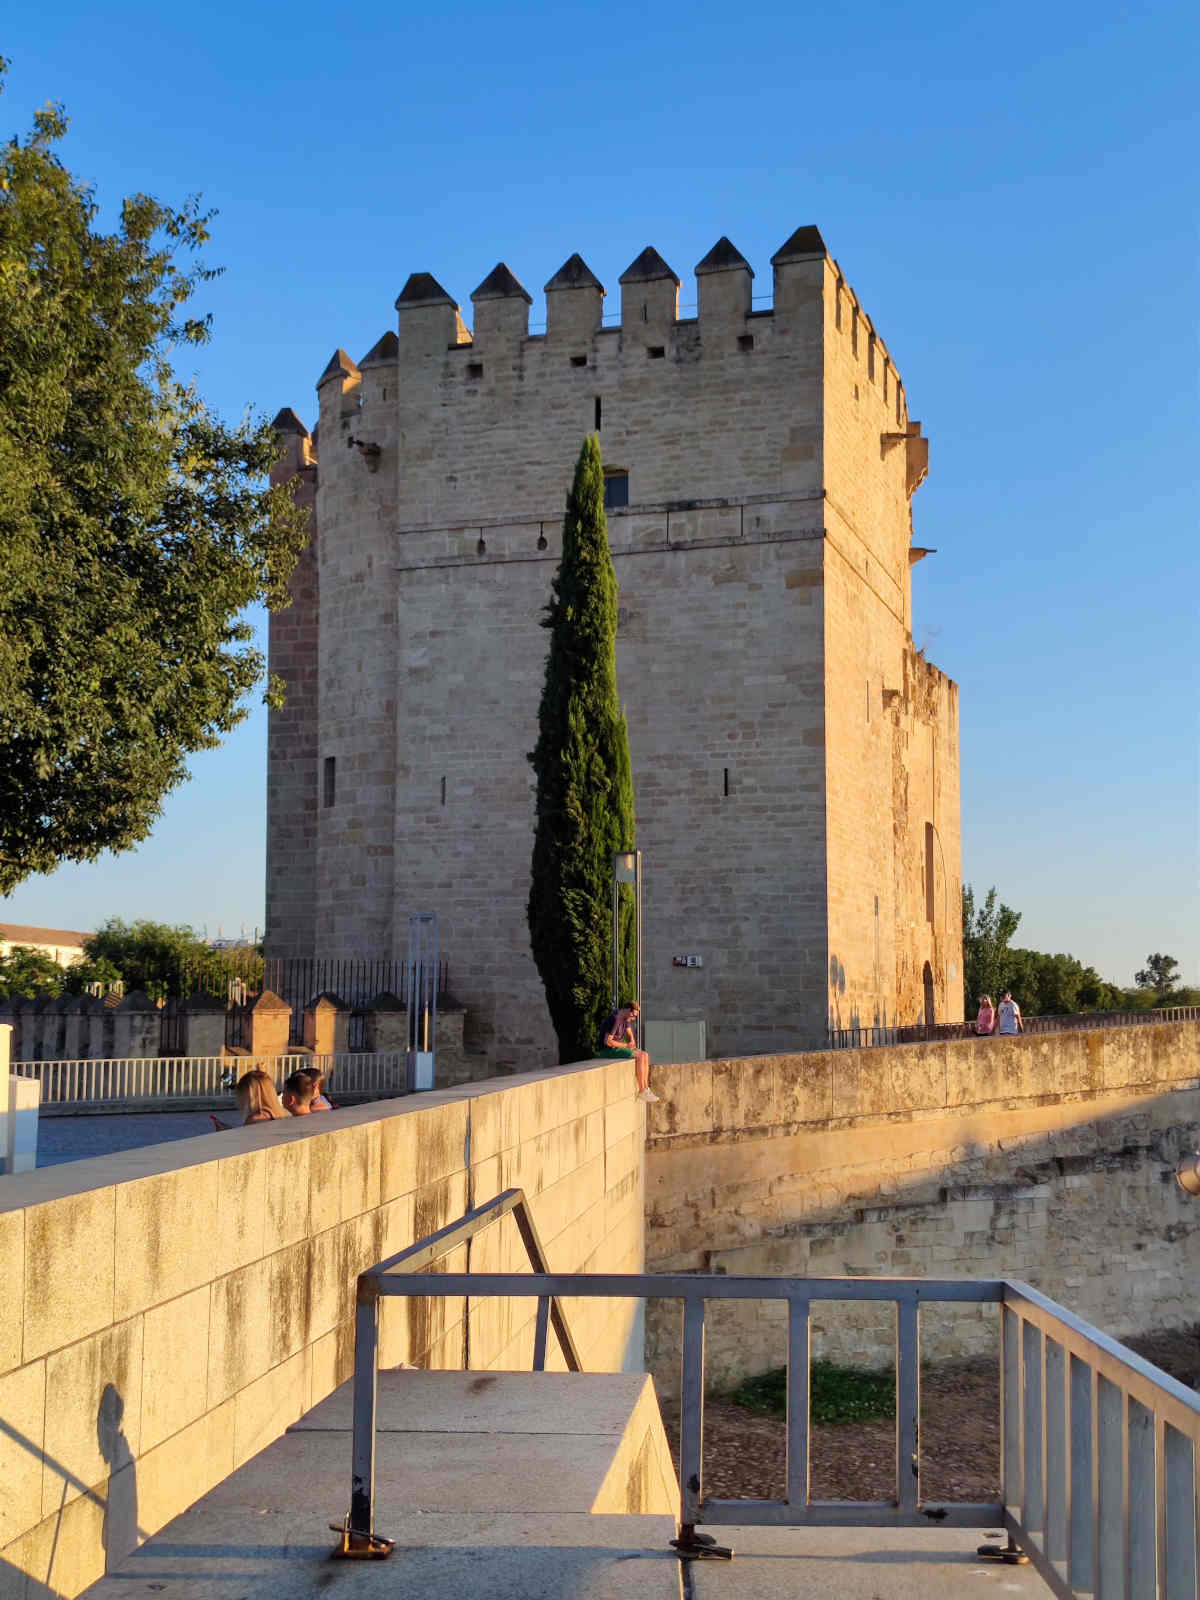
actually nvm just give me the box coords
[594,396,602,430]
[647,345,665,360]
[570,354,587,368]
[323,756,336,808]
[723,767,730,797]
[868,332,876,381]
[603,469,628,509]
[382,386,388,401]
[835,278,844,330]
[896,382,902,424]
[737,334,754,352]
[851,307,859,358]
[440,775,446,806]
[924,822,936,924]
[866,679,870,722]
[467,361,483,379]
[882,360,889,403]
[641,303,648,323]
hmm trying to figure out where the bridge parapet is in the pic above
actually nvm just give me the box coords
[0,1057,645,1596]
[646,1019,1200,1394]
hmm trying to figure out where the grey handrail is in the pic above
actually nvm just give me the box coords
[346,1187,580,1547]
[343,1213,1200,1588]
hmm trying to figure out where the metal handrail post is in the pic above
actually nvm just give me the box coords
[349,1285,379,1537]
[511,1196,583,1372]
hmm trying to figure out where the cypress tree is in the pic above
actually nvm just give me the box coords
[528,435,636,1063]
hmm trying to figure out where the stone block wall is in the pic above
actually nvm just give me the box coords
[265,418,320,961]
[0,1057,645,1596]
[645,1021,1200,1394]
[267,225,961,1070]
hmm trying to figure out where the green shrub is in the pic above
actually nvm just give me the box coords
[732,1360,896,1425]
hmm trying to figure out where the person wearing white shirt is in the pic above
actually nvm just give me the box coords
[996,991,1023,1035]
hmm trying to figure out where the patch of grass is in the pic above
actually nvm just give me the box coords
[731,1361,896,1425]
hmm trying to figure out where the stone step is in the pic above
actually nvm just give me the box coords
[80,1371,682,1599]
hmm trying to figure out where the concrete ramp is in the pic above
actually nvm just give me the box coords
[80,1371,681,1599]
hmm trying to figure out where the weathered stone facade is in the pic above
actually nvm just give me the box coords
[644,1021,1200,1391]
[267,225,962,1067]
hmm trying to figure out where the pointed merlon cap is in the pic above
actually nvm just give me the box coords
[395,271,457,310]
[544,252,605,293]
[360,330,400,367]
[695,236,754,277]
[316,348,360,388]
[271,406,309,436]
[470,262,533,304]
[618,246,681,286]
[770,224,828,265]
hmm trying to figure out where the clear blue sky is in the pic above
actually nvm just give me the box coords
[1,1,1196,987]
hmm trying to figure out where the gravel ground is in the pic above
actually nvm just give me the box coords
[659,1330,1200,1505]
[659,1357,1004,1503]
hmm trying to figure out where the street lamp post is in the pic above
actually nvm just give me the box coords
[611,851,643,1046]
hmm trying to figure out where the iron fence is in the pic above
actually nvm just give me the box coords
[261,957,451,1046]
[343,1194,1200,1590]
[225,1003,251,1051]
[158,999,185,1055]
[828,1005,1200,1051]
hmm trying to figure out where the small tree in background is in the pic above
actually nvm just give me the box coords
[81,917,263,1000]
[528,436,636,1063]
[1135,952,1180,998]
[962,884,1021,1012]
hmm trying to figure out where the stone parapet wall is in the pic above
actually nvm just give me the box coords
[645,1022,1200,1393]
[0,1058,645,1597]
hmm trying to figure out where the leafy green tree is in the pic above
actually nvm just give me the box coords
[0,63,308,894]
[1160,986,1200,1008]
[528,436,636,1062]
[82,917,261,1000]
[1135,953,1180,997]
[962,885,1021,1012]
[1003,948,1117,1016]
[0,944,68,997]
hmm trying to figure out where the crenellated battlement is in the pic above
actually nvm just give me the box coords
[296,226,910,433]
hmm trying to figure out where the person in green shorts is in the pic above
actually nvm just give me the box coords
[601,1001,658,1102]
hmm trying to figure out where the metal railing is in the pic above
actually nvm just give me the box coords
[829,1005,1200,1050]
[344,1188,579,1552]
[344,1209,1200,1589]
[263,956,451,1046]
[14,1050,409,1108]
[1003,1280,1200,1597]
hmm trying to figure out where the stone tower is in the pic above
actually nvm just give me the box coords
[267,224,962,1066]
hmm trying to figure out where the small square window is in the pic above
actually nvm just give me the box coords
[603,471,629,510]
[570,354,587,368]
[647,345,665,360]
[738,334,754,352]
[467,361,483,379]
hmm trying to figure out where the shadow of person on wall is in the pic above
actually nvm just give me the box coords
[98,1383,139,1573]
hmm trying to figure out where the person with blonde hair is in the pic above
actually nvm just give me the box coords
[974,994,996,1035]
[235,1068,286,1124]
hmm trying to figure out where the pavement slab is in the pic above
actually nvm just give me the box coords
[687,1524,1050,1598]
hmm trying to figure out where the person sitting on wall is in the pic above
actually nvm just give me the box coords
[299,1067,334,1110]
[601,1000,658,1102]
[974,994,996,1035]
[281,1070,317,1115]
[235,1069,286,1124]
